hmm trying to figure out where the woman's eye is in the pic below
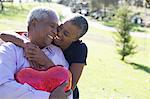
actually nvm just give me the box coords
[63,31,69,37]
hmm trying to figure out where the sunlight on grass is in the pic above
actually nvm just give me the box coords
[80,35,150,99]
[80,21,150,99]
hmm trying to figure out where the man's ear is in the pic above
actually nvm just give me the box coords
[31,18,38,26]
[28,18,38,32]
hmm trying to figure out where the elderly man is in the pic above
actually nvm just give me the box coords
[0,7,69,99]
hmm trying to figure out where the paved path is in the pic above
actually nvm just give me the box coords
[62,7,150,39]
[89,20,150,39]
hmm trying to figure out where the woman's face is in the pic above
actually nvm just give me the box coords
[54,21,81,47]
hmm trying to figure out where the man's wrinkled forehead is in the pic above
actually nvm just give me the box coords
[47,12,59,25]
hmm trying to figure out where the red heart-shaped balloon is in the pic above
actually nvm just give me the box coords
[15,66,72,92]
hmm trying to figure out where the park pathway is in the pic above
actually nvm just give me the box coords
[62,6,150,39]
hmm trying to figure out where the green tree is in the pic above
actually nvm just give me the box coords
[113,4,137,61]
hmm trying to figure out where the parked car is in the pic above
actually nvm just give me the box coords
[131,13,144,26]
[90,9,102,19]
[90,9,115,21]
[71,1,89,16]
[57,0,71,6]
[71,2,82,13]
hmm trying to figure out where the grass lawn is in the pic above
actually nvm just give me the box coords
[0,2,150,99]
[81,24,150,98]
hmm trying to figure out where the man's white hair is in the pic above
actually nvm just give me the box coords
[27,7,59,25]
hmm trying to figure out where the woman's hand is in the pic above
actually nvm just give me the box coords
[49,82,68,99]
[24,42,54,70]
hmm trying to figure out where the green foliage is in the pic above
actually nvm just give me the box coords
[89,0,102,10]
[58,13,65,22]
[102,21,115,27]
[89,0,119,10]
[113,4,137,61]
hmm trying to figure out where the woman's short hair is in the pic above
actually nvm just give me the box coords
[69,15,88,38]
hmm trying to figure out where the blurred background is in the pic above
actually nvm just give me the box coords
[0,0,150,99]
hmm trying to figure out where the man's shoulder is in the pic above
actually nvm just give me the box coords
[1,42,16,48]
[0,42,22,51]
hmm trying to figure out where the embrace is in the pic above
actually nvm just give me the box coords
[0,7,88,99]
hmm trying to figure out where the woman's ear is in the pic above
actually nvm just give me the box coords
[73,33,80,42]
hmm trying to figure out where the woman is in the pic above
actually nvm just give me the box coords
[54,16,88,98]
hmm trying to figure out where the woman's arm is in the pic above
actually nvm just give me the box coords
[0,33,26,48]
[69,63,85,90]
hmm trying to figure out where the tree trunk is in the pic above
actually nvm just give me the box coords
[121,55,125,61]
[0,0,4,11]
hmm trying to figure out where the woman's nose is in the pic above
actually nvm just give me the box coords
[57,29,63,37]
